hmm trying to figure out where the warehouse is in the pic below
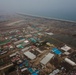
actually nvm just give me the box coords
[24,51,36,60]
[52,48,62,55]
[40,53,54,65]
[64,58,76,66]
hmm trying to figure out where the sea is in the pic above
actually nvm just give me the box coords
[24,12,76,22]
[31,13,76,22]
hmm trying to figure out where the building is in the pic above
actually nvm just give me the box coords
[14,39,25,45]
[49,69,60,75]
[40,53,54,65]
[45,32,54,36]
[61,45,71,52]
[25,34,32,38]
[29,38,37,43]
[22,47,31,52]
[16,44,24,48]
[64,58,76,66]
[24,51,36,60]
[9,52,19,57]
[52,48,62,55]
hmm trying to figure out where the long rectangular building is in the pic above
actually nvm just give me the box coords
[14,39,25,45]
[40,53,54,65]
[24,51,36,60]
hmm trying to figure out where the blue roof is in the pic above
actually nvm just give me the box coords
[19,63,23,67]
[23,60,29,66]
[34,70,39,73]
[32,73,38,75]
[52,48,62,55]
[28,68,34,73]
[29,38,37,43]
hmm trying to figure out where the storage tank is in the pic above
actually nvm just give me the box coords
[65,58,76,66]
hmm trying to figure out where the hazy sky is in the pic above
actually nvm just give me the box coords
[0,0,76,20]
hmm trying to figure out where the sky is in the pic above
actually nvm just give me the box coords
[0,0,76,21]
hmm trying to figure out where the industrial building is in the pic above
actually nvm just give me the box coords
[24,51,36,60]
[40,53,54,65]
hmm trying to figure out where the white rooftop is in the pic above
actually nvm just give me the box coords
[21,68,27,72]
[65,58,76,66]
[49,73,54,75]
[22,47,30,52]
[61,45,71,52]
[40,53,54,65]
[14,39,25,45]
[64,52,70,55]
[49,69,60,75]
[9,52,18,57]
[24,51,36,60]
[24,40,29,43]
[46,32,54,35]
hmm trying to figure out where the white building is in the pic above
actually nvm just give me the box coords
[40,53,54,65]
[14,39,25,45]
[24,51,36,60]
[63,52,70,55]
[49,69,60,75]
[24,40,29,43]
[46,32,54,36]
[22,47,31,52]
[9,52,19,57]
[61,45,71,52]
[21,68,27,72]
[25,34,32,38]
[65,58,76,66]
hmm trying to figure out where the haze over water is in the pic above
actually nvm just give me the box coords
[0,0,76,21]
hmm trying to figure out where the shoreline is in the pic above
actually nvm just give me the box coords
[19,13,76,23]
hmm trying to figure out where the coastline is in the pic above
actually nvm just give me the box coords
[19,13,76,23]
